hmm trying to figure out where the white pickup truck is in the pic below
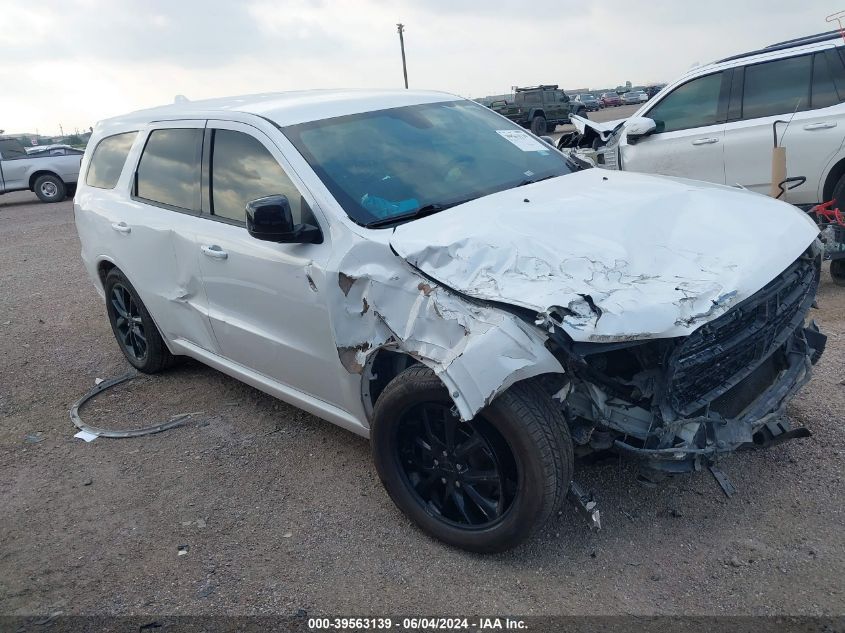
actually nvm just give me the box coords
[0,137,82,202]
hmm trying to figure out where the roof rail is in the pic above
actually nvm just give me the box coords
[716,30,842,64]
[514,84,559,92]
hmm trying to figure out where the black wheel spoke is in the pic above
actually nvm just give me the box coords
[454,432,484,458]
[451,489,473,524]
[421,407,444,450]
[462,469,500,485]
[443,411,457,450]
[463,483,500,521]
[111,295,128,319]
[413,436,433,454]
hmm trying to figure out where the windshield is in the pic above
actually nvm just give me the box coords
[283,100,573,227]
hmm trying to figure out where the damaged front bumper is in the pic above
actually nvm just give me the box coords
[548,250,826,474]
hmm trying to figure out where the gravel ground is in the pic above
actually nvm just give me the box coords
[0,190,843,617]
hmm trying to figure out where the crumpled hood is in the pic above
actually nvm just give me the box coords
[390,168,819,342]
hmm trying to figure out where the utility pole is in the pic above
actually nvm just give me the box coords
[396,23,408,89]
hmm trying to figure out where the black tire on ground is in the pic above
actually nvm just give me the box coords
[831,259,845,286]
[531,115,547,136]
[33,174,66,203]
[830,173,845,215]
[576,108,588,120]
[104,268,176,373]
[371,365,573,553]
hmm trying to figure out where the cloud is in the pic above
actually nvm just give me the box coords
[0,0,837,132]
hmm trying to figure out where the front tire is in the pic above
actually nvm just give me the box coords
[371,365,573,552]
[33,174,66,203]
[104,268,176,373]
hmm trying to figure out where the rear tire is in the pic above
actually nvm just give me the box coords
[371,365,573,552]
[33,174,66,203]
[831,259,845,286]
[104,268,176,373]
[531,115,547,135]
[830,174,845,215]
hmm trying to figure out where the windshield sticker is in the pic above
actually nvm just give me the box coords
[496,130,548,152]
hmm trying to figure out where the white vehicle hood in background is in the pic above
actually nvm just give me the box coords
[390,169,818,343]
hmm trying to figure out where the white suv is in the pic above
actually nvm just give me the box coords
[75,90,825,552]
[573,31,845,207]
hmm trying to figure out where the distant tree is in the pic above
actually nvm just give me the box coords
[66,134,83,146]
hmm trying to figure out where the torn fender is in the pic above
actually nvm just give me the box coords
[329,241,563,420]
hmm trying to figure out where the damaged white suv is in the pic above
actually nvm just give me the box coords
[75,90,826,552]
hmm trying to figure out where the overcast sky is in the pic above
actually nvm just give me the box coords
[0,0,838,134]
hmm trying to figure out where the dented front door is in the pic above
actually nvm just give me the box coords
[193,121,344,404]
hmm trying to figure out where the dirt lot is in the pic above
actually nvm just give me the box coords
[1,189,843,617]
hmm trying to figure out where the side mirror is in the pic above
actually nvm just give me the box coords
[625,117,657,144]
[245,195,322,244]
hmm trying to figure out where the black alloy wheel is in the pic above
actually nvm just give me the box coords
[396,402,516,528]
[110,282,148,363]
[103,268,176,373]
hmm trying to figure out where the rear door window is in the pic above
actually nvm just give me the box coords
[741,54,812,119]
[646,72,724,133]
[135,128,203,211]
[86,132,137,189]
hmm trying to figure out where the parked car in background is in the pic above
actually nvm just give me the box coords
[0,137,82,202]
[76,89,824,553]
[564,31,845,213]
[573,93,600,111]
[494,85,587,134]
[26,144,84,157]
[645,84,666,99]
[621,90,648,105]
[599,92,622,107]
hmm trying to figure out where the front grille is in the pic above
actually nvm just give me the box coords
[666,254,817,417]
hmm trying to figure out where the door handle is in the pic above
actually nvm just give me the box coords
[201,244,228,260]
[803,121,837,131]
[111,221,131,234]
[692,137,719,145]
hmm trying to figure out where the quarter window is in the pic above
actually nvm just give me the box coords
[86,132,137,189]
[136,128,202,210]
[646,73,723,133]
[742,55,812,119]
[210,129,306,224]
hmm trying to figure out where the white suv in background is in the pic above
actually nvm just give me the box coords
[572,31,845,207]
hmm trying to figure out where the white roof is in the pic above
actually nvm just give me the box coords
[98,89,458,130]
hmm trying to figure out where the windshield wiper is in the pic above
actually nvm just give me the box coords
[517,174,559,187]
[365,198,476,228]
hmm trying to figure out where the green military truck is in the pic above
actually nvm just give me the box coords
[491,85,587,135]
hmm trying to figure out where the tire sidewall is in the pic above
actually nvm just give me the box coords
[371,370,555,552]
